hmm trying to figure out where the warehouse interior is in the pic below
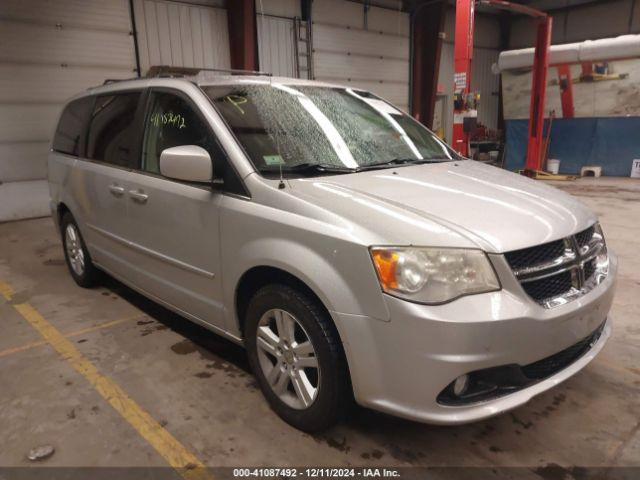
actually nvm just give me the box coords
[0,0,639,478]
[2,0,640,221]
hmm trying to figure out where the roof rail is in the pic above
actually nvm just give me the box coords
[145,65,272,78]
[91,66,272,90]
[101,77,139,85]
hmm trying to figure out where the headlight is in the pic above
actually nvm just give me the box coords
[370,247,500,304]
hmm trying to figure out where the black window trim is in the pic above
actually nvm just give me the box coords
[134,86,250,198]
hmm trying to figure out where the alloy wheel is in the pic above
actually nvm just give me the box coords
[256,308,320,409]
[65,224,85,277]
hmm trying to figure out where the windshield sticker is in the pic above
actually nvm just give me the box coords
[225,95,248,115]
[263,154,285,166]
[150,111,186,129]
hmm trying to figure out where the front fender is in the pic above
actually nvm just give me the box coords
[220,199,390,338]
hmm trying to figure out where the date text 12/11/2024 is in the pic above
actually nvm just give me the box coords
[232,468,401,478]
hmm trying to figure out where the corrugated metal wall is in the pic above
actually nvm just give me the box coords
[133,0,230,74]
[257,15,297,77]
[437,8,502,142]
[312,0,410,112]
[472,48,500,133]
[255,1,303,78]
[0,0,137,221]
[255,0,300,18]
[438,43,455,142]
[509,0,640,48]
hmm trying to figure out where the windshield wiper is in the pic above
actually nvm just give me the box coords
[260,162,357,176]
[358,157,453,170]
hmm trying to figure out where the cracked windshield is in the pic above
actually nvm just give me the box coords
[204,83,459,176]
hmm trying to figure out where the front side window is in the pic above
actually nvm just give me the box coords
[204,84,459,177]
[141,91,215,174]
[52,96,95,156]
[86,92,142,167]
[140,91,245,193]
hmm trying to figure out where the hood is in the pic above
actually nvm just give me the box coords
[287,161,596,253]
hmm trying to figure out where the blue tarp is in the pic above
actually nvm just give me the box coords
[505,117,640,176]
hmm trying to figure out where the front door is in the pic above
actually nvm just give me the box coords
[123,89,226,329]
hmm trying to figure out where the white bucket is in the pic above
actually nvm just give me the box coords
[547,159,560,174]
[631,159,640,178]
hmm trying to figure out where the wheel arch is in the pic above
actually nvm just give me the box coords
[56,202,71,227]
[235,266,331,338]
[234,265,355,399]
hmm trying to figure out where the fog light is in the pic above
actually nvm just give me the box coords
[453,374,469,396]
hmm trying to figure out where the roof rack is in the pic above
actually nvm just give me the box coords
[101,77,138,85]
[94,66,272,89]
[145,65,272,78]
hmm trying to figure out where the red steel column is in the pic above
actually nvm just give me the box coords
[227,0,257,71]
[557,64,575,118]
[525,15,552,171]
[452,0,475,156]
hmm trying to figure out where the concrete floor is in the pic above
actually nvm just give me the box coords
[0,177,639,474]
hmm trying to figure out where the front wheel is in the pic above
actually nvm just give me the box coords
[245,284,350,432]
[61,212,100,288]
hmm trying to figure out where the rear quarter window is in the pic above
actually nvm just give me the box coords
[86,92,142,167]
[52,96,95,156]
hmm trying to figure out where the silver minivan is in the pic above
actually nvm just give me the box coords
[48,73,616,432]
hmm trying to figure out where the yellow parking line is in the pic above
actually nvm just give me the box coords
[64,314,144,339]
[0,314,145,359]
[0,339,48,359]
[1,281,212,480]
[0,281,13,299]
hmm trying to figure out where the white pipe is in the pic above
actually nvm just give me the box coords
[497,34,640,71]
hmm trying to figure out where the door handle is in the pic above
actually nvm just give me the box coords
[108,184,125,197]
[129,189,149,204]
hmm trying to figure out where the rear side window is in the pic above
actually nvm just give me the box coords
[86,92,142,167]
[52,97,94,156]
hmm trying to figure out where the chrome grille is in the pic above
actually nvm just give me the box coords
[584,258,596,281]
[505,224,609,308]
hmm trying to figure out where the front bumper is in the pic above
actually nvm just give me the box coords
[332,252,617,425]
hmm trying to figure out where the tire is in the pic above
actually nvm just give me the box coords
[61,212,100,288]
[245,284,350,432]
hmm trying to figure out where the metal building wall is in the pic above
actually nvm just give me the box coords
[257,15,297,77]
[255,0,300,18]
[437,8,501,142]
[312,0,410,112]
[254,1,302,78]
[0,0,137,221]
[133,0,230,74]
[509,0,640,48]
[472,48,500,133]
[438,43,455,142]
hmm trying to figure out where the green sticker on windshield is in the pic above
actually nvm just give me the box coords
[263,155,285,166]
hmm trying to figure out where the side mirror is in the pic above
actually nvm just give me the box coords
[159,145,212,183]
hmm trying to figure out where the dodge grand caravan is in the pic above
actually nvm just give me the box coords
[48,74,616,432]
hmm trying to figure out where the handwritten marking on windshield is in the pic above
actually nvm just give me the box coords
[224,95,248,115]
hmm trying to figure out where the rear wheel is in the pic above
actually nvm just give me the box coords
[61,212,100,288]
[245,284,350,432]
